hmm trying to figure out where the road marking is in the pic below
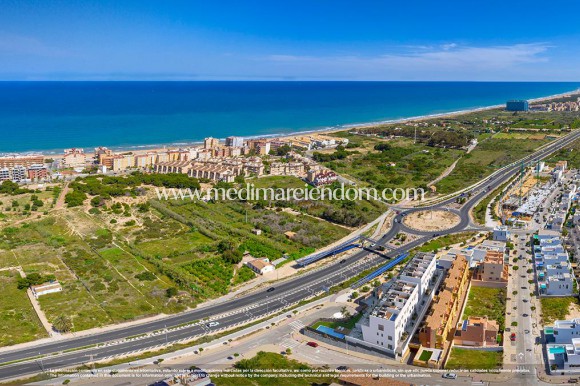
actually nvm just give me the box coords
[289,321,305,331]
[280,339,300,350]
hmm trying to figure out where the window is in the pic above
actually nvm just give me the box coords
[378,324,384,331]
[388,335,393,341]
[388,344,393,350]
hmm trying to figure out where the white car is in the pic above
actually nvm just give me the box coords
[442,373,457,379]
[206,321,220,327]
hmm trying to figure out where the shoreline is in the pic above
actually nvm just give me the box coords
[2,88,579,159]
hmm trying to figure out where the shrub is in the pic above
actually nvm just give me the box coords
[135,271,156,281]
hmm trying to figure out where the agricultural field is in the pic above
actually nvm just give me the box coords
[0,173,360,343]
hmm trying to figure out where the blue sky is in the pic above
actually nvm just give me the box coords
[1,0,580,81]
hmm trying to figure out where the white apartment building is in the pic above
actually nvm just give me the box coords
[225,136,244,147]
[547,319,580,344]
[546,319,580,372]
[358,253,436,355]
[545,274,574,296]
[492,225,510,242]
[535,233,574,296]
[10,165,26,181]
[0,167,9,181]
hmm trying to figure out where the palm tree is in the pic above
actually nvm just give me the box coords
[53,315,73,333]
[340,306,350,319]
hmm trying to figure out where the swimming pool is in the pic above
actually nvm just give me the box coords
[316,325,345,339]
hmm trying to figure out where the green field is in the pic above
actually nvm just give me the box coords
[546,137,580,169]
[318,132,463,194]
[435,135,549,194]
[0,270,47,346]
[417,232,477,253]
[446,348,503,370]
[463,286,506,331]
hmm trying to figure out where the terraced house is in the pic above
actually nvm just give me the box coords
[418,254,469,350]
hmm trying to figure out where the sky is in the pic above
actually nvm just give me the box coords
[1,0,580,81]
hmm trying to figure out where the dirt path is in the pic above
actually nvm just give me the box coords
[53,182,69,210]
[427,158,460,187]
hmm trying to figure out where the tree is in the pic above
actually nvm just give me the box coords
[53,315,73,333]
[275,145,292,156]
[234,174,246,184]
[340,306,350,319]
[166,287,178,298]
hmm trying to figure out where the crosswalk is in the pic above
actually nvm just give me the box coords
[289,320,305,331]
[280,339,301,350]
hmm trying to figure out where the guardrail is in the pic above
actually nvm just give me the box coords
[351,252,409,288]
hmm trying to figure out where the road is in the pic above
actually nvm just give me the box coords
[504,231,541,374]
[45,304,471,386]
[2,129,580,381]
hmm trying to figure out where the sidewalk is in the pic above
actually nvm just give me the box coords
[28,293,341,386]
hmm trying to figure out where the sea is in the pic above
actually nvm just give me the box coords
[1,81,579,154]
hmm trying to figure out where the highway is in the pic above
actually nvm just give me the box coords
[1,129,580,381]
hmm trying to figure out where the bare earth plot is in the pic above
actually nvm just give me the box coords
[403,210,460,231]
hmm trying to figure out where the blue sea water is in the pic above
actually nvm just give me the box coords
[0,81,579,154]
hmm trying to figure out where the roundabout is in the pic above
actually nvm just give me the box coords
[402,209,461,232]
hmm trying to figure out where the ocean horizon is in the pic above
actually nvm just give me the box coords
[1,81,579,154]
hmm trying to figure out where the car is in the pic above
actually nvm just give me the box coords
[523,313,529,317]
[442,373,457,379]
[510,333,516,341]
[525,329,530,334]
[206,321,220,327]
[227,356,234,360]
[523,299,528,303]
[336,366,350,371]
[568,379,579,384]
[267,287,275,292]
[339,259,346,264]
[521,286,527,289]
[307,341,319,348]
[432,233,440,238]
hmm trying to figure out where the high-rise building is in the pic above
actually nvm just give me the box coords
[204,137,220,149]
[506,100,529,112]
[225,136,244,147]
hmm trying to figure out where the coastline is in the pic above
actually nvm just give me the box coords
[3,88,579,159]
